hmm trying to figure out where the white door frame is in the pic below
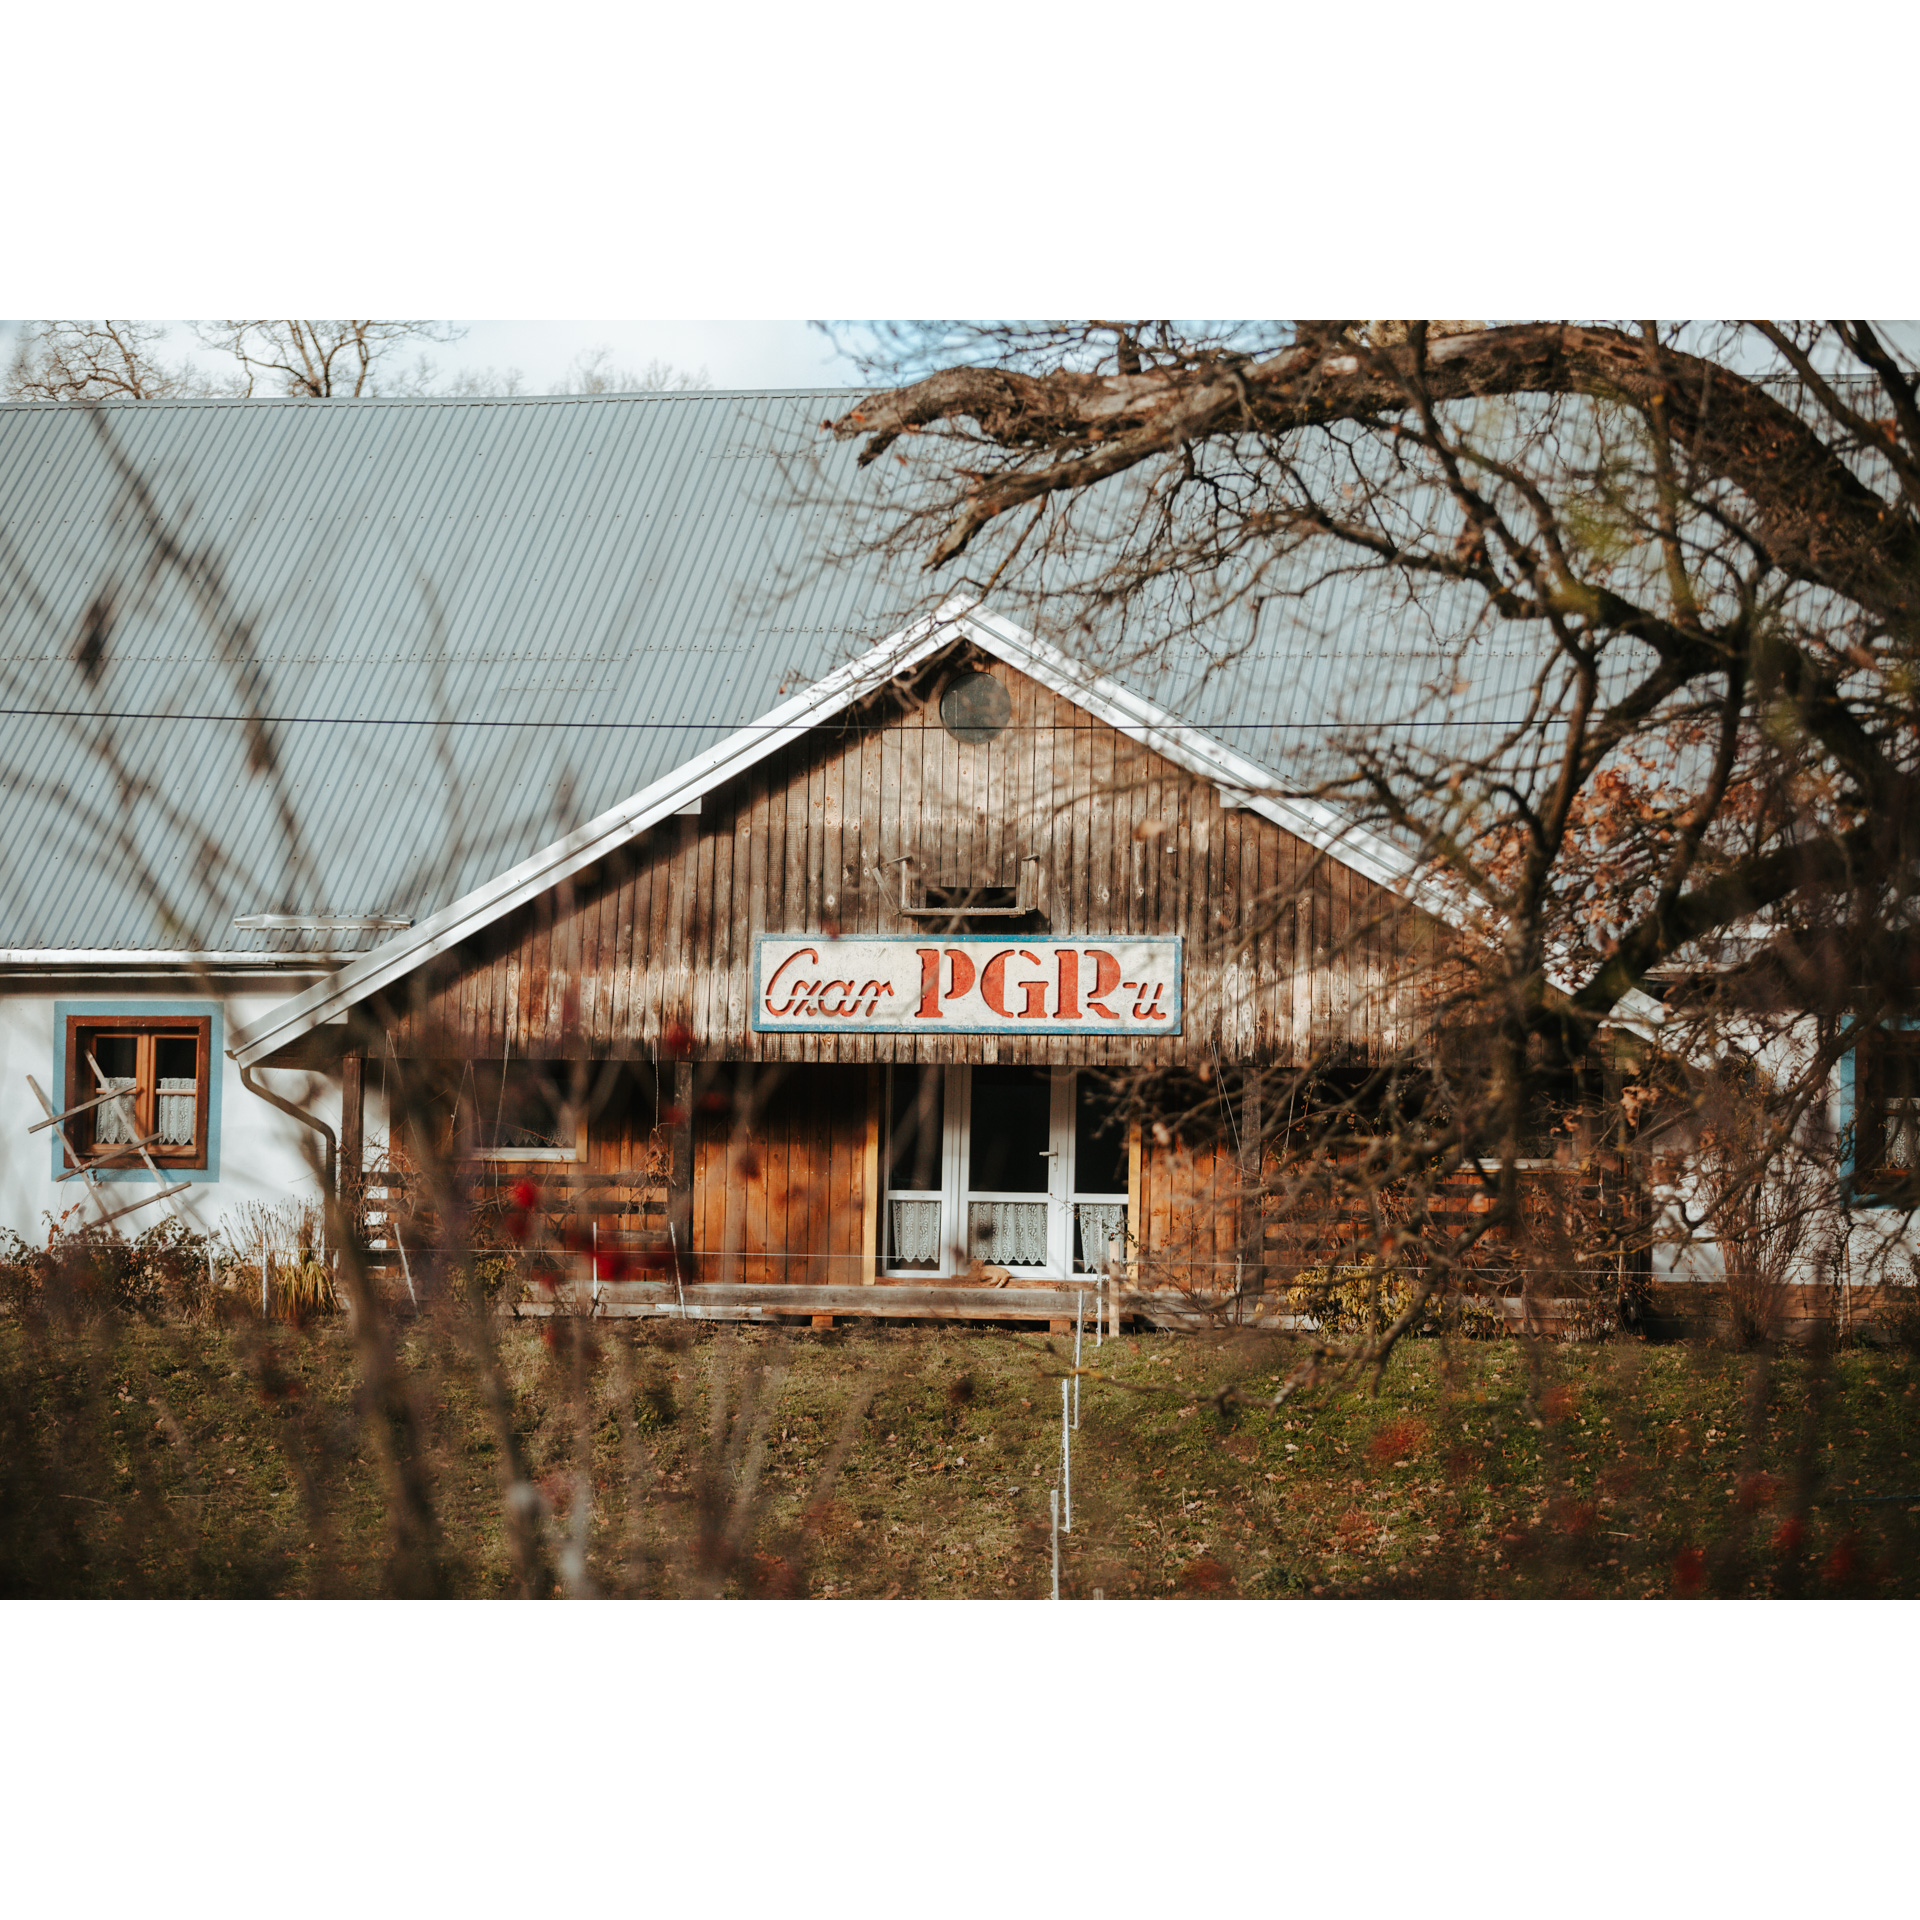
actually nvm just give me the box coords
[882,1064,1125,1281]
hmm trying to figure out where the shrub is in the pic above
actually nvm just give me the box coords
[222,1200,337,1323]
[0,1215,218,1322]
[1869,1253,1920,1353]
[1286,1261,1416,1340]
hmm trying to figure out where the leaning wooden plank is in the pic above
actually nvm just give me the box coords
[520,1298,772,1323]
[25,1075,112,1226]
[57,1132,161,1180]
[25,1083,139,1132]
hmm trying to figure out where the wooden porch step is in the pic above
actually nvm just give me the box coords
[514,1279,1103,1325]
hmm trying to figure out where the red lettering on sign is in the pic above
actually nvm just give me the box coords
[916,948,942,1018]
[764,946,820,1017]
[1014,950,1049,1017]
[1084,948,1124,1020]
[1053,948,1081,1020]
[979,949,1050,1019]
[945,948,976,1003]
[815,980,853,1015]
[857,979,895,1018]
[980,949,1016,1018]
[1134,981,1168,1020]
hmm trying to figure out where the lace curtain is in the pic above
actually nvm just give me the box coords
[968,1200,1049,1267]
[157,1079,197,1145]
[1075,1203,1127,1269]
[93,1080,139,1146]
[892,1200,1127,1270]
[890,1199,941,1266]
[1889,1100,1920,1171]
[92,1078,195,1148]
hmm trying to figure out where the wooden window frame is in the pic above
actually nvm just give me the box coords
[459,1058,591,1165]
[61,1013,214,1172]
[467,1111,590,1165]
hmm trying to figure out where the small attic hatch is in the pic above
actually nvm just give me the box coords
[939,671,1011,743]
[889,855,1040,920]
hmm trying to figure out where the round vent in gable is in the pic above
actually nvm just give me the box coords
[938,670,1011,744]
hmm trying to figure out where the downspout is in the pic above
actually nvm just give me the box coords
[238,1060,338,1209]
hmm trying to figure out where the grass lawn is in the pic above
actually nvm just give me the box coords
[3,1314,1916,1598]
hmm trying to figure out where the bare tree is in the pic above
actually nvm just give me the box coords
[1671,1065,1841,1346]
[5,320,234,401]
[441,364,527,397]
[9,323,714,404]
[826,321,1920,1357]
[551,345,712,395]
[191,319,466,397]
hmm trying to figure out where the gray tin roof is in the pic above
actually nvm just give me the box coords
[0,390,1541,957]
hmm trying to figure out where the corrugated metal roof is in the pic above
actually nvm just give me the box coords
[0,389,1548,956]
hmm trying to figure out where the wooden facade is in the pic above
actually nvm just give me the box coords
[376,649,1434,1071]
[360,647,1447,1311]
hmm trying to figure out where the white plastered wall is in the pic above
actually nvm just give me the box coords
[0,981,387,1247]
[1648,1010,1919,1286]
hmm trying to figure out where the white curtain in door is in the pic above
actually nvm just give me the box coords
[889,1199,941,1266]
[968,1200,1049,1267]
[1075,1203,1127,1268]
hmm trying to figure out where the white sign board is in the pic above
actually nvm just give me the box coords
[751,935,1183,1036]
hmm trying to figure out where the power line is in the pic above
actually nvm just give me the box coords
[0,706,1500,732]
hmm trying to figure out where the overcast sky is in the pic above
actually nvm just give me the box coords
[0,318,863,395]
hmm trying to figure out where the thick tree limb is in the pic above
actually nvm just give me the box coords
[1565,818,1904,1031]
[831,324,1920,612]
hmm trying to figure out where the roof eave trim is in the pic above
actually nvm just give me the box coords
[228,599,979,1066]
[0,950,355,968]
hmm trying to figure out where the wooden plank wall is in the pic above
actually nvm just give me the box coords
[377,648,1433,1073]
[1133,1128,1645,1300]
[688,1063,869,1284]
[1137,1130,1242,1295]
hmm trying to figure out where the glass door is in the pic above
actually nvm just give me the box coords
[1070,1073,1130,1272]
[962,1065,1066,1276]
[881,1065,1125,1279]
[883,1065,948,1273]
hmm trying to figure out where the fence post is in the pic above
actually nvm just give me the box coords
[1073,1286,1084,1429]
[1050,1486,1060,1600]
[1060,1377,1072,1532]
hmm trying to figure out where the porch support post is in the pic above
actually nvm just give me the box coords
[1238,1074,1262,1302]
[1126,1118,1143,1306]
[669,1057,695,1259]
[339,1042,366,1249]
[860,1066,880,1284]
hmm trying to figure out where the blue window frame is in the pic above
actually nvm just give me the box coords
[50,1000,223,1183]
